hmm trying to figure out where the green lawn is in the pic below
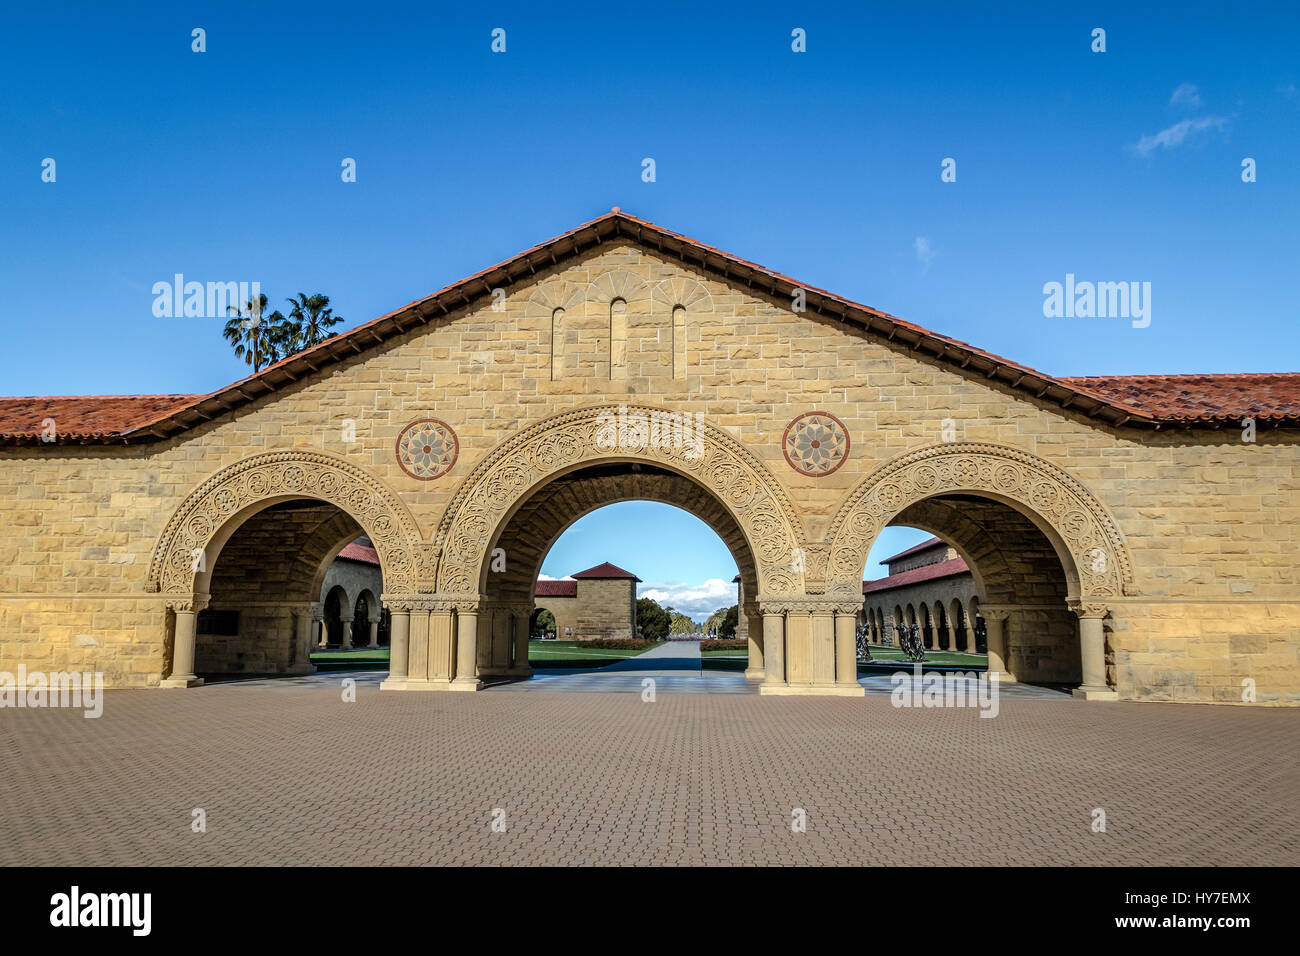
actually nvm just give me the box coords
[310,648,390,661]
[700,646,988,667]
[527,639,663,663]
[863,646,986,667]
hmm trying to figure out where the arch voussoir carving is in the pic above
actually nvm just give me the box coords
[825,442,1134,599]
[148,450,427,595]
[432,404,807,597]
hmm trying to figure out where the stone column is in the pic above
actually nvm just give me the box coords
[161,595,208,688]
[339,611,354,651]
[980,605,1015,683]
[451,603,484,691]
[379,599,410,690]
[809,606,836,687]
[288,603,318,675]
[742,601,764,681]
[486,609,511,675]
[1070,602,1118,700]
[760,605,785,688]
[834,605,862,692]
[317,615,328,649]
[507,602,533,677]
[367,615,380,648]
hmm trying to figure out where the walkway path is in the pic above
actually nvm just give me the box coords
[3,680,1295,866]
[600,639,702,675]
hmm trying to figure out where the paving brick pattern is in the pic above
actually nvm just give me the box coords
[1,681,1297,866]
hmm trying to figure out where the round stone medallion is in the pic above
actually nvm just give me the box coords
[395,418,459,480]
[782,411,850,477]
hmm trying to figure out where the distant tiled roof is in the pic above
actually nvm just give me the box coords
[1059,374,1300,424]
[571,562,641,582]
[535,579,577,598]
[879,536,946,565]
[3,211,1297,444]
[337,541,379,566]
[863,556,971,595]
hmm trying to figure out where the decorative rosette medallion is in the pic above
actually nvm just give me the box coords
[782,411,850,477]
[395,419,459,480]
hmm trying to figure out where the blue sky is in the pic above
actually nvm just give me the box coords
[4,2,1297,613]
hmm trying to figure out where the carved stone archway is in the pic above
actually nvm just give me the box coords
[431,404,807,600]
[826,442,1135,600]
[148,450,428,597]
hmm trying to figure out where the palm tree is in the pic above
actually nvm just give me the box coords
[223,294,287,372]
[283,293,343,353]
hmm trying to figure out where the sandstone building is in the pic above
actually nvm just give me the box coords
[861,537,982,653]
[532,562,640,642]
[0,209,1296,703]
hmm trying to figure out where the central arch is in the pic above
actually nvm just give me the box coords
[382,405,834,693]
[432,404,806,598]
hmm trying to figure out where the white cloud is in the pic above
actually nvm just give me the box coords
[914,236,936,267]
[1132,116,1227,156]
[638,577,737,621]
[1169,83,1201,110]
[537,573,574,581]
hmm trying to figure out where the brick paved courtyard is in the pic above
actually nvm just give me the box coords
[1,675,1297,867]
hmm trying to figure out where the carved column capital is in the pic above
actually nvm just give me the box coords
[978,604,1015,622]
[1067,601,1110,620]
[166,593,210,614]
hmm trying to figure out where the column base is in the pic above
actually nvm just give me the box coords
[760,682,866,697]
[743,667,766,681]
[381,677,456,691]
[160,676,204,688]
[987,671,1017,684]
[449,677,484,692]
[1073,685,1119,701]
[505,666,533,677]
[478,667,509,677]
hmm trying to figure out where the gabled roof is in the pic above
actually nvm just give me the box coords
[336,541,380,566]
[863,556,972,595]
[535,579,578,598]
[570,562,641,582]
[880,536,947,565]
[3,208,1298,444]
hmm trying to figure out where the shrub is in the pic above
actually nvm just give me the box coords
[583,638,661,650]
[699,638,748,652]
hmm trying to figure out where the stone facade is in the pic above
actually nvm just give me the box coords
[860,537,982,653]
[533,563,638,641]
[0,210,1296,704]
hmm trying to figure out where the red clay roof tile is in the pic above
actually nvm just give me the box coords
[570,562,641,581]
[534,579,577,597]
[863,556,971,594]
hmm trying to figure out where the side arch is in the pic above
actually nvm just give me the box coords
[825,442,1135,599]
[431,404,807,597]
[148,450,428,595]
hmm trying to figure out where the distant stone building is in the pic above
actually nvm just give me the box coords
[193,535,387,672]
[861,537,983,654]
[532,562,640,641]
[316,538,387,650]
